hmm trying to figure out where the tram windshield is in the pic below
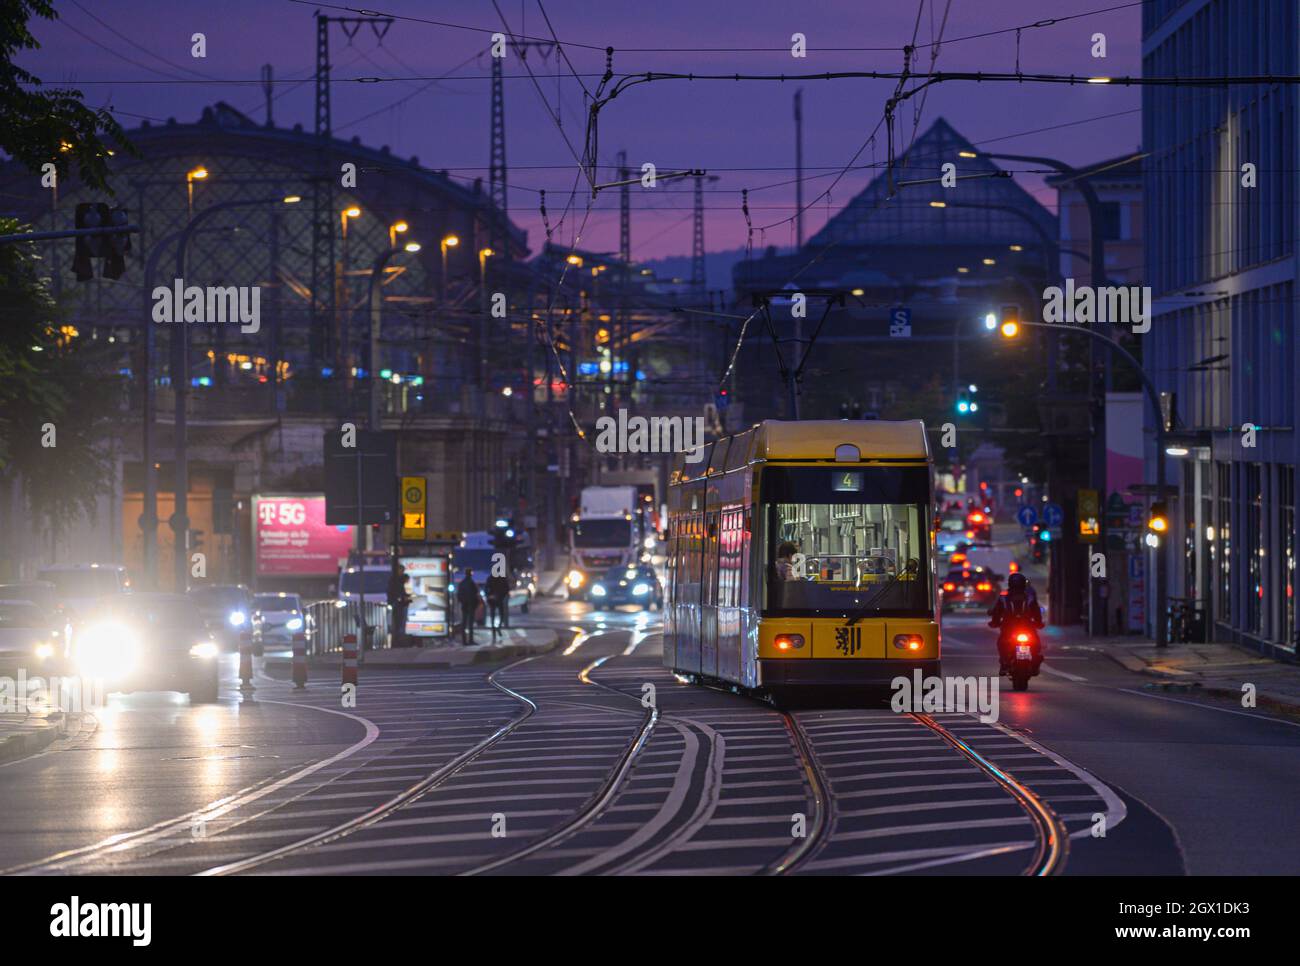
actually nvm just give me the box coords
[762,465,932,617]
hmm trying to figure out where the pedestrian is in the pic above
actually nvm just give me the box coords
[456,568,482,645]
[485,569,510,640]
[387,555,411,648]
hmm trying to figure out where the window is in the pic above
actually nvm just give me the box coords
[761,466,931,617]
[1099,201,1123,241]
[572,518,632,548]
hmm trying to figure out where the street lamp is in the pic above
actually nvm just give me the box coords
[994,318,1171,645]
[186,165,208,219]
[389,220,408,249]
[369,242,421,430]
[169,194,300,591]
[440,233,459,304]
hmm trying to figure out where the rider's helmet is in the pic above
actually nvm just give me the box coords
[1007,572,1028,595]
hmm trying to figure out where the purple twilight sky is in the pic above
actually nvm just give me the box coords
[22,0,1143,261]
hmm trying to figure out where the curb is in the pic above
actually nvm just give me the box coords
[0,713,68,765]
[264,628,562,673]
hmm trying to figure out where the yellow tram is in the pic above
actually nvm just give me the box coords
[664,420,939,693]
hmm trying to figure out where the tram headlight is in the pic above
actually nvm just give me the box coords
[774,634,805,651]
[892,634,925,652]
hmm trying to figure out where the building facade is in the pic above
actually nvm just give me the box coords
[1143,0,1299,656]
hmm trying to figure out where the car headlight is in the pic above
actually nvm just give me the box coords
[643,535,656,550]
[35,642,54,660]
[567,570,585,588]
[189,641,219,659]
[75,622,139,679]
[228,610,247,627]
[590,584,607,597]
[285,617,304,631]
[632,583,650,596]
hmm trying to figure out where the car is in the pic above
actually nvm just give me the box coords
[71,593,220,702]
[186,584,255,652]
[940,565,1002,613]
[0,599,66,671]
[252,592,311,650]
[589,564,663,610]
[36,564,130,619]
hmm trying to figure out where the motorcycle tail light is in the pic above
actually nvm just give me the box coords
[1015,632,1031,643]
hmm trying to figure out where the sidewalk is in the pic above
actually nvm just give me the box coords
[1046,624,1300,714]
[267,624,561,672]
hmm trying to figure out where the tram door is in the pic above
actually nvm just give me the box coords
[700,509,720,678]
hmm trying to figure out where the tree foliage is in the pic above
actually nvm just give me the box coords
[0,0,136,193]
[0,219,122,540]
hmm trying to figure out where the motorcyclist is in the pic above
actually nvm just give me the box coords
[988,572,1045,673]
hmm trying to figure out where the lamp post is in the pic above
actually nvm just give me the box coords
[970,150,1144,637]
[479,247,493,395]
[185,166,207,220]
[368,241,422,431]
[340,207,361,377]
[170,194,301,591]
[998,319,1169,646]
[439,233,459,305]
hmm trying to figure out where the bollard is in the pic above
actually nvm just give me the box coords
[238,638,254,692]
[342,633,358,687]
[292,634,308,690]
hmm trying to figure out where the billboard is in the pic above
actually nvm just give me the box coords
[253,494,356,576]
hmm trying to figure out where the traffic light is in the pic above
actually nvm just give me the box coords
[1031,522,1051,562]
[72,202,108,281]
[999,302,1022,338]
[716,388,729,411]
[956,390,970,415]
[1147,501,1168,545]
[72,203,130,280]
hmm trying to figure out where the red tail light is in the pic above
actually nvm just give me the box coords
[774,633,805,651]
[943,582,956,592]
[977,582,991,591]
[1015,632,1031,643]
[893,634,925,651]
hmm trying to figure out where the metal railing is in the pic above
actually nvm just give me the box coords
[304,599,392,656]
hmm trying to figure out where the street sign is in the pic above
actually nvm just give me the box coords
[1043,503,1064,527]
[889,305,912,338]
[400,476,427,542]
[1078,489,1100,543]
[1016,505,1038,528]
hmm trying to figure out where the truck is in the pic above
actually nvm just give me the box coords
[566,485,640,599]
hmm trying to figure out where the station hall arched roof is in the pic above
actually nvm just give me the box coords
[0,101,528,256]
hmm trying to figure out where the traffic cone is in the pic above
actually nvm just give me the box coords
[292,635,308,690]
[342,634,358,687]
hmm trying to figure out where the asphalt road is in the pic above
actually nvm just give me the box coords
[3,598,1298,876]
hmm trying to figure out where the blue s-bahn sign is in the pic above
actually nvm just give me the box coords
[889,306,912,338]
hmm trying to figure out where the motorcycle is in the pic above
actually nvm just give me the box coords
[1002,621,1042,692]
